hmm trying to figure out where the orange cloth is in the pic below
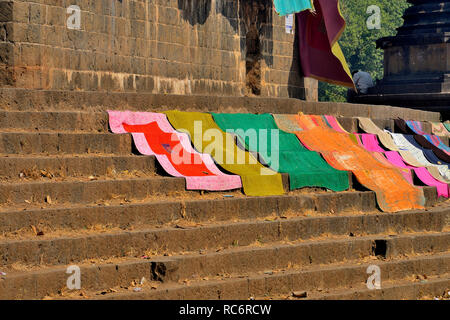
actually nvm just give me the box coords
[273,114,425,212]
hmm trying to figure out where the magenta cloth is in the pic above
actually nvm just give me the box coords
[324,115,347,133]
[357,132,448,198]
[357,134,386,152]
[384,151,449,198]
[108,111,242,191]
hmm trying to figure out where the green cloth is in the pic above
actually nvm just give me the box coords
[212,113,349,192]
[445,123,450,132]
[164,111,285,197]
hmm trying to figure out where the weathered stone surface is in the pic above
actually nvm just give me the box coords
[0,0,315,100]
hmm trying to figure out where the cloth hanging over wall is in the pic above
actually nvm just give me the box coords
[273,114,425,212]
[414,135,450,163]
[357,117,401,152]
[274,0,314,16]
[296,0,354,88]
[108,111,242,191]
[355,134,386,153]
[445,123,450,132]
[212,113,349,192]
[164,111,285,197]
[358,118,449,184]
[396,118,450,161]
[430,122,450,137]
[423,135,450,154]
[403,135,450,165]
[405,120,427,135]
[356,134,449,198]
[384,152,449,198]
[323,115,347,133]
[388,132,450,182]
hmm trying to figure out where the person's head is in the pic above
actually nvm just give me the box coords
[351,70,359,76]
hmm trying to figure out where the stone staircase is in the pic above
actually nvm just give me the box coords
[0,94,449,300]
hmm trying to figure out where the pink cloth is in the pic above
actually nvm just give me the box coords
[108,111,242,191]
[324,115,347,133]
[357,134,386,152]
[357,131,448,198]
[385,151,449,198]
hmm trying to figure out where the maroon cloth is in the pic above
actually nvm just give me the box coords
[296,0,353,87]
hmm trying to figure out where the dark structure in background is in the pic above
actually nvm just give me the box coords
[356,0,450,120]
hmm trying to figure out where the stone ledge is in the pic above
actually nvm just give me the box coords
[0,88,441,121]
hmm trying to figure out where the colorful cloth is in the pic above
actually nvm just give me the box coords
[431,122,450,137]
[405,120,427,135]
[274,0,313,16]
[323,115,347,133]
[355,134,386,153]
[388,132,450,182]
[164,111,285,197]
[413,135,450,163]
[358,117,400,152]
[273,114,425,212]
[384,152,448,198]
[423,135,450,154]
[356,133,448,198]
[296,0,354,88]
[108,111,242,191]
[212,113,349,192]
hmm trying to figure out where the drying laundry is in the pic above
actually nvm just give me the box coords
[273,114,425,212]
[423,135,450,154]
[413,135,450,163]
[356,134,448,198]
[108,111,242,191]
[431,122,450,137]
[358,118,445,180]
[296,0,354,88]
[357,117,400,152]
[164,111,285,197]
[388,132,450,182]
[212,113,349,192]
[404,120,427,135]
[323,115,348,133]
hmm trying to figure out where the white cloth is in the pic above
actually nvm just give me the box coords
[353,71,374,94]
[388,132,450,181]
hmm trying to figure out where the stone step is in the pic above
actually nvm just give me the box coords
[73,253,449,300]
[0,176,187,206]
[0,88,441,122]
[0,154,156,180]
[146,232,450,283]
[0,132,132,155]
[1,241,448,300]
[0,111,108,133]
[0,199,447,266]
[0,190,381,233]
[304,276,450,300]
[0,167,442,209]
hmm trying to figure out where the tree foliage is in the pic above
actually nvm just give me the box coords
[318,0,410,102]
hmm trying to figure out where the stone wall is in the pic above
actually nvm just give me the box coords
[0,0,317,100]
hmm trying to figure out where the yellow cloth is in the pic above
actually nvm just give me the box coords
[164,111,285,196]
